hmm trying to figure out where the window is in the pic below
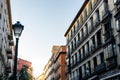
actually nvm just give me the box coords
[93,57,97,68]
[74,38,76,49]
[77,20,80,29]
[84,64,87,76]
[74,25,76,34]
[80,15,83,24]
[77,52,80,62]
[107,44,116,57]
[91,36,96,50]
[73,55,75,65]
[79,67,82,79]
[102,0,108,17]
[97,30,102,46]
[100,52,104,63]
[87,42,89,53]
[104,21,112,41]
[88,1,92,14]
[79,49,81,61]
[88,61,91,74]
[89,17,93,33]
[71,41,73,51]
[71,56,73,67]
[95,10,100,26]
[71,30,72,38]
[85,44,88,55]
[105,43,117,68]
[0,3,3,19]
[83,46,85,58]
[77,33,80,42]
[84,24,88,37]
[90,17,93,29]
[75,53,77,65]
[81,29,84,38]
[74,70,77,80]
[85,63,90,76]
[83,26,86,38]
[67,45,70,55]
[81,48,83,59]
[84,9,87,20]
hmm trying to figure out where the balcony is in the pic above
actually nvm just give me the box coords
[106,55,117,70]
[101,10,111,23]
[114,7,120,18]
[8,34,13,40]
[103,29,114,44]
[95,62,106,74]
[9,40,14,46]
[6,48,12,59]
[6,64,11,73]
[94,19,100,27]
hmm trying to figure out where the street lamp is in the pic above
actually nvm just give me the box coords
[12,21,24,80]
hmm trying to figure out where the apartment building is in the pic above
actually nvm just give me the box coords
[44,45,66,80]
[17,58,33,79]
[44,58,52,80]
[0,0,14,79]
[54,46,66,80]
[36,73,45,80]
[44,46,60,80]
[64,0,120,80]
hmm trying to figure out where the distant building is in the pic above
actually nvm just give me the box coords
[17,58,33,79]
[36,73,45,80]
[0,0,14,79]
[54,46,66,80]
[64,0,120,80]
[44,45,66,80]
[17,58,32,71]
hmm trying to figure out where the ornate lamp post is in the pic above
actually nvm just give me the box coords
[12,21,24,80]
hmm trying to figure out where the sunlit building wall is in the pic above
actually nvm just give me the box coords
[0,0,14,79]
[54,46,66,80]
[44,45,66,80]
[65,0,120,80]
[36,73,45,80]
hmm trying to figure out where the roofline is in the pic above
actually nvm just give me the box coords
[64,0,89,37]
[7,0,12,34]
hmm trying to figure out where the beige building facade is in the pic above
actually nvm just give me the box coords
[65,0,120,80]
[0,0,14,79]
[44,46,61,80]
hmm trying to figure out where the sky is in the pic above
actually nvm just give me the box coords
[10,0,85,77]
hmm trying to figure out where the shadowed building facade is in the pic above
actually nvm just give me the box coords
[64,0,120,80]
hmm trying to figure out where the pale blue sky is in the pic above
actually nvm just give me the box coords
[11,0,85,76]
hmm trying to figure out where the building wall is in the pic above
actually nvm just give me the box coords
[0,0,13,79]
[65,0,120,80]
[17,58,32,71]
[54,46,66,80]
[44,45,66,80]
